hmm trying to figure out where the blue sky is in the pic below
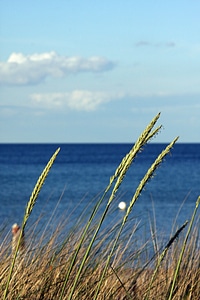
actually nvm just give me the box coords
[0,0,200,143]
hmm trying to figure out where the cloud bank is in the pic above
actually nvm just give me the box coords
[30,90,125,112]
[0,51,115,85]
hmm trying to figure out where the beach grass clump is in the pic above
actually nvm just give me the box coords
[0,113,199,299]
[0,213,199,299]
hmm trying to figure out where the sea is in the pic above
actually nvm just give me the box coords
[0,143,199,247]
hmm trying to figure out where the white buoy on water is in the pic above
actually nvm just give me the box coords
[118,201,126,210]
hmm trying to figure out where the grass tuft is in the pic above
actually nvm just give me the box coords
[1,114,199,300]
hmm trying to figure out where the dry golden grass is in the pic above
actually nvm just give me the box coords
[0,213,199,300]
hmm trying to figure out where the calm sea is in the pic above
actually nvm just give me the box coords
[0,143,199,244]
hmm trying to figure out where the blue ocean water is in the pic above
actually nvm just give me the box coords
[0,143,199,244]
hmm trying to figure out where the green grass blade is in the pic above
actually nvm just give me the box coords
[65,113,162,300]
[167,196,200,300]
[94,137,179,299]
[145,220,188,300]
[24,147,60,227]
[3,147,60,300]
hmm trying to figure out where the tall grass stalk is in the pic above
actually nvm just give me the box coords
[65,112,162,300]
[167,195,200,300]
[145,220,188,300]
[93,137,179,299]
[3,147,60,300]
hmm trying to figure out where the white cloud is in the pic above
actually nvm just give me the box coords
[31,90,195,113]
[0,51,115,85]
[30,90,125,111]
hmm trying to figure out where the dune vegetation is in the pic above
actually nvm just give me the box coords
[0,113,199,299]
